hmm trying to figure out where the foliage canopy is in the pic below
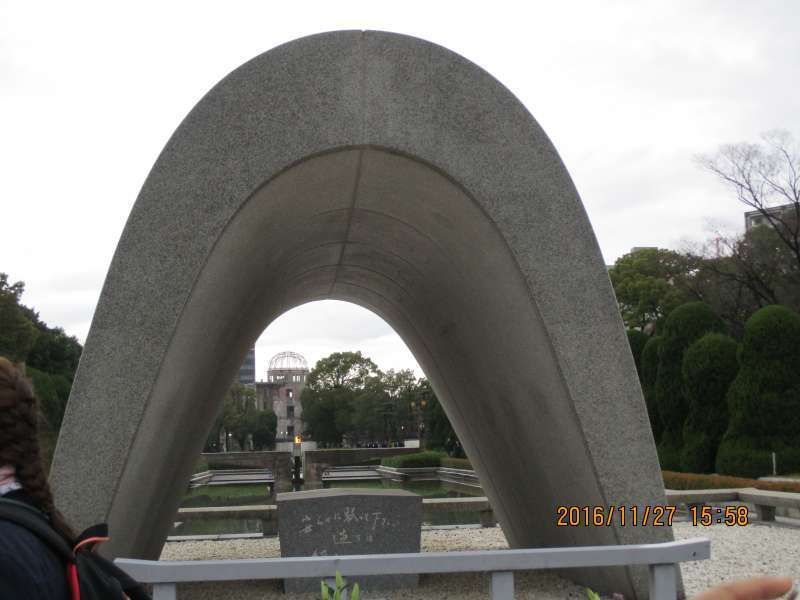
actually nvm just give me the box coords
[609,248,691,330]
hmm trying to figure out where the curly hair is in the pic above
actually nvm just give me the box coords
[0,356,75,540]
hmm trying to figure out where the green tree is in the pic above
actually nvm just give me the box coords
[640,335,664,443]
[351,382,388,444]
[302,389,347,447]
[418,379,463,456]
[222,384,257,451]
[340,368,430,446]
[608,249,691,331]
[0,273,25,298]
[654,302,725,470]
[0,272,84,471]
[0,274,39,362]
[350,369,419,445]
[716,305,800,477]
[305,351,381,390]
[680,333,739,473]
[383,369,417,437]
[26,326,82,380]
[300,353,461,451]
[301,352,382,447]
[251,410,277,450]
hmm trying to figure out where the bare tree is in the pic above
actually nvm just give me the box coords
[680,222,800,337]
[697,130,800,270]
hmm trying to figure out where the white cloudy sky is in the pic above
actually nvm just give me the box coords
[2,1,798,378]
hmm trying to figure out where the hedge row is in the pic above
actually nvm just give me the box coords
[380,451,444,468]
[630,303,800,478]
[662,470,800,494]
[375,457,800,494]
[441,457,473,470]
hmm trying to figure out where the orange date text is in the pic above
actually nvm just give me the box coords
[556,505,677,527]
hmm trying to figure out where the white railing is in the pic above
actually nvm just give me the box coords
[116,537,709,600]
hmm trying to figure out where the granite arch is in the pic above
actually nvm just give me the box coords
[52,31,670,597]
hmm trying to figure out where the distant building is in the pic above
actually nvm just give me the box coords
[255,351,309,443]
[238,346,256,385]
[745,203,797,231]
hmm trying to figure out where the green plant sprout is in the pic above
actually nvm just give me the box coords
[320,570,360,600]
[586,588,626,600]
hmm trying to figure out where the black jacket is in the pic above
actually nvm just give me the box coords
[0,489,70,600]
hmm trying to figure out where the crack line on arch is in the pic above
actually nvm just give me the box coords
[330,148,365,295]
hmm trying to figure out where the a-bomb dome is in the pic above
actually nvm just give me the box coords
[267,351,308,372]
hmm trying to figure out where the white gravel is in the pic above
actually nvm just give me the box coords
[160,523,800,599]
[674,521,800,596]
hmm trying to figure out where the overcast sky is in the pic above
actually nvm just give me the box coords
[2,1,798,378]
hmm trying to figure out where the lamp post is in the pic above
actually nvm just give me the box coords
[418,395,427,450]
[292,434,302,491]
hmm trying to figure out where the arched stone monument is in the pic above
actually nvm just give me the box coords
[52,31,671,597]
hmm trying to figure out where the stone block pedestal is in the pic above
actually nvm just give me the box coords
[277,488,421,592]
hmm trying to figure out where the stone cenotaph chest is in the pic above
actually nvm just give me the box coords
[277,488,422,592]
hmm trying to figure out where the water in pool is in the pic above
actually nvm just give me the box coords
[172,479,484,536]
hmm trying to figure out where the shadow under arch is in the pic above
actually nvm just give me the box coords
[52,31,669,598]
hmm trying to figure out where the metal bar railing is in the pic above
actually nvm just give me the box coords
[117,537,709,600]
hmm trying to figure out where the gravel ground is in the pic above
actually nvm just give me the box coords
[160,522,799,599]
[674,521,800,596]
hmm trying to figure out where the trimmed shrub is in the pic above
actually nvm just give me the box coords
[626,329,650,377]
[181,483,270,508]
[662,470,800,494]
[714,439,776,478]
[640,335,663,443]
[716,305,800,478]
[654,302,725,470]
[441,457,473,470]
[680,333,739,473]
[657,433,683,473]
[380,451,444,469]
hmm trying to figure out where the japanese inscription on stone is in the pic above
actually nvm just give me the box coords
[277,488,421,592]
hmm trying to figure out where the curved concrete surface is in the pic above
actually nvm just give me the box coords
[51,31,670,597]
